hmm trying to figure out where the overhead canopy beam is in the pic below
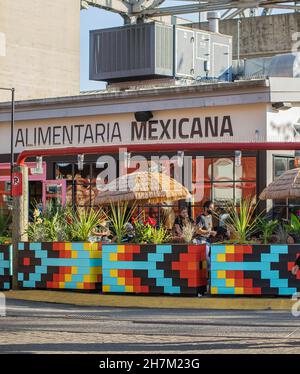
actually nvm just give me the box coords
[81,0,300,19]
[81,0,131,16]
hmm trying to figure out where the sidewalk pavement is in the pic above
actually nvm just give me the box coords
[2,290,294,310]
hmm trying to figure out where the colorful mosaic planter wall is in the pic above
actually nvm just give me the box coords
[18,242,102,290]
[0,244,11,290]
[102,244,207,295]
[211,244,300,296]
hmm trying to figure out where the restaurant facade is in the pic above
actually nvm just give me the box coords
[0,77,300,218]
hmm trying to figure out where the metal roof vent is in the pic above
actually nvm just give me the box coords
[268,53,300,78]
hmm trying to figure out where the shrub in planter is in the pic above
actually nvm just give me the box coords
[221,199,261,244]
[26,204,106,242]
[0,209,11,244]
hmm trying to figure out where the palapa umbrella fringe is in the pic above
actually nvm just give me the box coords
[95,171,191,205]
[259,167,300,200]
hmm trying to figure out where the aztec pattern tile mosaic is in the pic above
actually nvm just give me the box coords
[102,244,207,295]
[18,242,102,290]
[211,244,300,296]
[0,244,11,290]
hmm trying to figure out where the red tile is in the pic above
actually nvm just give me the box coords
[118,269,126,277]
[226,254,235,262]
[235,271,244,279]
[243,279,253,288]
[235,254,244,262]
[23,257,30,266]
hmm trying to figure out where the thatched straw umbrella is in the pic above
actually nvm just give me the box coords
[260,168,300,200]
[94,171,191,205]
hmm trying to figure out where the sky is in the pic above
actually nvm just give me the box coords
[80,3,289,92]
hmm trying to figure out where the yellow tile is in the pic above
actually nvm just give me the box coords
[90,251,102,258]
[110,253,118,261]
[65,274,72,282]
[118,245,125,253]
[110,269,118,277]
[89,267,102,275]
[226,279,235,287]
[84,274,97,283]
[71,251,78,259]
[225,245,235,254]
[102,285,110,292]
[235,287,244,295]
[71,266,78,275]
[211,287,218,294]
[83,242,91,251]
[125,286,134,292]
[59,282,65,288]
[217,254,226,262]
[91,242,100,251]
[217,270,226,279]
[76,282,84,289]
[117,277,125,286]
[65,243,72,251]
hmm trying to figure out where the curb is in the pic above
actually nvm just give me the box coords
[3,290,293,310]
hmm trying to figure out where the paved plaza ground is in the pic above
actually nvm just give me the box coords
[0,299,300,353]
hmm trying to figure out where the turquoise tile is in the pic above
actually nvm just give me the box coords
[215,287,235,295]
[211,278,227,287]
[147,253,164,262]
[102,244,118,253]
[147,269,164,278]
[156,278,173,287]
[18,243,24,250]
[29,243,42,250]
[4,282,10,289]
[164,286,180,294]
[270,245,288,254]
[278,288,297,295]
[22,280,36,288]
[71,274,84,282]
[71,243,85,251]
[261,253,279,262]
[210,245,226,254]
[29,273,41,282]
[108,285,126,293]
[270,279,288,288]
[156,245,172,253]
[261,270,279,279]
[18,273,24,281]
[103,277,119,286]
[35,266,47,274]
[64,282,78,289]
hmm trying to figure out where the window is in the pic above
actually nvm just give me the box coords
[55,161,108,207]
[191,155,257,218]
[273,155,297,220]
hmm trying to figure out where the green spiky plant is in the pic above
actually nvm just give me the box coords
[68,207,107,242]
[285,213,300,241]
[108,201,136,243]
[257,218,279,244]
[150,225,170,244]
[222,198,262,244]
[0,209,11,243]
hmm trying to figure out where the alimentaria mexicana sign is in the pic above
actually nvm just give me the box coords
[14,116,233,148]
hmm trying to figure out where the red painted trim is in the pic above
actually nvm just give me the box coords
[17,142,300,166]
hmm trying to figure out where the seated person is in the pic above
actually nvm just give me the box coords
[173,207,194,240]
[292,254,300,275]
[92,221,111,242]
[195,200,217,243]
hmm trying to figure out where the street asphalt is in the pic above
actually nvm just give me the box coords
[0,299,300,353]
